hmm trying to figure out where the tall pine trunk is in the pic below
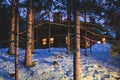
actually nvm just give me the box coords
[32,11,34,53]
[32,24,34,53]
[24,0,33,67]
[66,0,71,54]
[74,0,81,80]
[8,0,15,55]
[15,0,19,79]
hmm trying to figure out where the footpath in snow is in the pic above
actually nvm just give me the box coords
[0,43,120,80]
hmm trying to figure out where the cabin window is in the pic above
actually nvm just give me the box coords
[66,36,68,44]
[101,37,106,44]
[86,41,90,47]
[42,38,47,45]
[50,38,54,44]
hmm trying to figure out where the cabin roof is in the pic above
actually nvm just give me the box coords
[19,21,112,39]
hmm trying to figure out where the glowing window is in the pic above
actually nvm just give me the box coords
[101,37,106,44]
[66,36,68,44]
[50,38,54,44]
[42,38,47,45]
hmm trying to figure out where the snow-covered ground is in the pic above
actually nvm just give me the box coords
[0,43,120,80]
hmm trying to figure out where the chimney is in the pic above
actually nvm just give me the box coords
[89,16,95,23]
[53,12,62,23]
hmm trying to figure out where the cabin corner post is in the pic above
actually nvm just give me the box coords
[48,22,51,52]
[85,31,88,56]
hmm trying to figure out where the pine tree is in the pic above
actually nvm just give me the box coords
[24,0,33,67]
[14,0,19,79]
[74,0,81,80]
[66,0,71,54]
[8,0,16,55]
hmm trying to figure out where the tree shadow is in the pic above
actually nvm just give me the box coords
[84,43,120,69]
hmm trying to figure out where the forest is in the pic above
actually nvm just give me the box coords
[0,0,120,80]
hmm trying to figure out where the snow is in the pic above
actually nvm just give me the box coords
[0,43,120,80]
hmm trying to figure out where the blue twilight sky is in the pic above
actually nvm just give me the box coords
[4,0,116,37]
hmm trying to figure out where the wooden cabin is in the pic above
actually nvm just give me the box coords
[0,13,112,49]
[19,13,111,49]
[19,21,111,49]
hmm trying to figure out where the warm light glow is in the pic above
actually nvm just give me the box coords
[66,36,68,44]
[86,41,90,47]
[42,38,47,45]
[101,37,106,44]
[50,38,54,44]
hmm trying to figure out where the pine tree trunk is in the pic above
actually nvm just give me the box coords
[66,0,71,54]
[74,0,81,80]
[32,10,34,53]
[8,0,15,55]
[15,0,19,79]
[24,0,33,67]
[32,26,34,53]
